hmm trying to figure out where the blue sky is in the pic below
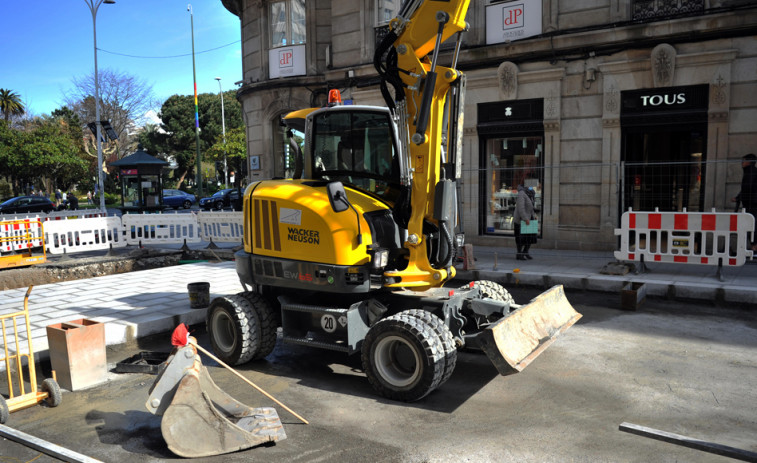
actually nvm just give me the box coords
[1,1,242,117]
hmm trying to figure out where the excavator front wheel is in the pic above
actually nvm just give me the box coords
[470,280,514,307]
[361,311,445,402]
[207,294,276,365]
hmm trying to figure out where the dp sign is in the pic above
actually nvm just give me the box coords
[279,49,294,68]
[486,2,542,45]
[269,44,306,78]
[503,4,524,28]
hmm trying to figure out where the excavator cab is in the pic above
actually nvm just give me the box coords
[306,105,405,205]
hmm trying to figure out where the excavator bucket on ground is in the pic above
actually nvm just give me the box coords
[476,285,582,375]
[146,344,286,458]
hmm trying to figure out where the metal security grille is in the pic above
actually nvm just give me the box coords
[468,159,747,236]
[632,0,704,20]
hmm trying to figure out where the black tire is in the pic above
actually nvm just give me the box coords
[240,291,278,360]
[471,280,515,307]
[0,395,8,424]
[41,378,62,407]
[207,294,269,365]
[398,310,457,387]
[182,200,192,209]
[361,312,445,402]
[214,200,224,211]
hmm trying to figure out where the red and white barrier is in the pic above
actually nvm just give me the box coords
[615,209,754,267]
[0,219,44,254]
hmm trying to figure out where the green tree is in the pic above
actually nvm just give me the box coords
[205,126,247,183]
[0,120,23,192]
[140,91,243,189]
[19,118,89,192]
[0,89,25,122]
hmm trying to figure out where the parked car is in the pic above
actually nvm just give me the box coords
[199,188,241,211]
[163,189,196,209]
[0,196,56,215]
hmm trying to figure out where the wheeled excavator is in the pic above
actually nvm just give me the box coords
[203,0,581,403]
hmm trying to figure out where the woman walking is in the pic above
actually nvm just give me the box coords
[513,184,537,260]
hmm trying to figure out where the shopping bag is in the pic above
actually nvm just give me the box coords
[520,219,539,234]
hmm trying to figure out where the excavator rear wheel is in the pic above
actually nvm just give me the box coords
[361,311,445,402]
[207,294,275,365]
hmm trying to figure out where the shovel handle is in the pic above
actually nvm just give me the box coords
[191,341,309,425]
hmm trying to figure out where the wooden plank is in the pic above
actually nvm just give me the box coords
[0,424,104,463]
[619,422,757,463]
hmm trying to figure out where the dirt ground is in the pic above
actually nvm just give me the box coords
[2,288,756,463]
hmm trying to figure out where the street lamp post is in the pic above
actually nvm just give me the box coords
[215,77,228,188]
[85,0,115,211]
[188,4,202,197]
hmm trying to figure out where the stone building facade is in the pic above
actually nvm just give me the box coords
[221,0,757,251]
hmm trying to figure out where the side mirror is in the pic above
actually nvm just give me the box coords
[327,181,349,213]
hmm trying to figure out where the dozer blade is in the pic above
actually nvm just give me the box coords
[146,345,286,458]
[476,285,581,376]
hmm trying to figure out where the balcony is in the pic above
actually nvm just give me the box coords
[632,0,705,20]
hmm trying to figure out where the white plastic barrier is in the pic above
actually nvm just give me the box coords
[45,209,107,221]
[197,211,244,243]
[121,212,201,246]
[44,216,126,255]
[615,209,754,267]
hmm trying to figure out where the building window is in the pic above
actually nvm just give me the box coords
[477,99,545,236]
[481,136,544,235]
[376,0,401,26]
[270,0,306,48]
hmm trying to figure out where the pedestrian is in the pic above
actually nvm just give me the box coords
[732,153,757,251]
[513,184,537,260]
[87,191,93,204]
[68,192,79,210]
[55,189,62,207]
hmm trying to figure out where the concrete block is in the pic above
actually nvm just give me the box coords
[46,319,107,391]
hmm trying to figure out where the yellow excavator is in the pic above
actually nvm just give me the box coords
[206,0,581,402]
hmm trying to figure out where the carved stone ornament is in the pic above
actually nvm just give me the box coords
[545,91,558,119]
[651,44,676,88]
[712,74,728,106]
[497,61,519,100]
[605,84,619,115]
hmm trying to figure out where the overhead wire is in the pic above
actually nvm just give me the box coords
[97,40,240,59]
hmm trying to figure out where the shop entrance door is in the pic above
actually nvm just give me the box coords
[622,127,706,212]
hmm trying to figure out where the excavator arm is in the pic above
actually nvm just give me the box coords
[375,0,471,289]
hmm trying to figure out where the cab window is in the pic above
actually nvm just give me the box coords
[311,110,400,202]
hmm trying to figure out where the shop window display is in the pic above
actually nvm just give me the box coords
[484,136,543,235]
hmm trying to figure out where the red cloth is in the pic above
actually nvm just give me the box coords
[171,323,190,347]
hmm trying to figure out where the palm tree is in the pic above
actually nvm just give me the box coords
[0,88,25,121]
